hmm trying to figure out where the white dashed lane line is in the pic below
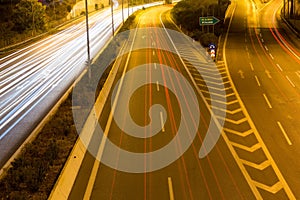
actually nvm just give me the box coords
[264,45,268,51]
[277,121,292,145]
[263,93,272,109]
[285,75,296,87]
[249,62,254,71]
[295,71,300,79]
[168,177,175,200]
[276,64,283,71]
[160,111,165,132]
[254,75,261,87]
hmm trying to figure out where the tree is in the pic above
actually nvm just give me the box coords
[12,0,47,34]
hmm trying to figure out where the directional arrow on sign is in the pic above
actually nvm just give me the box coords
[199,16,220,26]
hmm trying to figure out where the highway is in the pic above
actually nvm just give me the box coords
[224,0,300,198]
[50,3,299,199]
[67,6,254,199]
[1,0,299,198]
[0,2,162,168]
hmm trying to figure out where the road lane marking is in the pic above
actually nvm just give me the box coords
[160,111,165,132]
[220,2,296,198]
[277,122,292,145]
[263,93,272,108]
[261,38,264,43]
[168,177,175,200]
[83,23,141,199]
[295,71,300,79]
[249,62,254,71]
[156,80,160,91]
[265,70,272,78]
[264,45,268,51]
[153,50,155,56]
[276,64,283,71]
[154,63,157,69]
[254,75,261,86]
[269,53,274,60]
[238,70,244,79]
[285,76,295,87]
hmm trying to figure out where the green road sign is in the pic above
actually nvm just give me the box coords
[199,16,220,26]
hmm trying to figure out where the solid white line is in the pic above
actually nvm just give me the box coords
[277,122,292,145]
[83,21,140,200]
[160,111,165,132]
[156,80,160,91]
[276,64,283,71]
[249,62,254,71]
[264,45,268,51]
[263,93,272,108]
[168,177,175,200]
[286,76,295,87]
[269,53,274,60]
[254,75,261,87]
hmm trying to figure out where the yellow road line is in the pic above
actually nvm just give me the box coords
[168,177,175,200]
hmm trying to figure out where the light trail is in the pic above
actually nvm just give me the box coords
[0,2,163,138]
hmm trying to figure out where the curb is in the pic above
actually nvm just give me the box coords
[48,35,127,200]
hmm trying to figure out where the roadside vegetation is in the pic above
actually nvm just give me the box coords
[0,0,78,49]
[0,0,161,49]
[0,8,141,200]
[171,0,230,47]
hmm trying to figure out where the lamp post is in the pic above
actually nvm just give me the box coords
[122,0,124,24]
[84,0,91,67]
[111,0,114,35]
[31,0,35,36]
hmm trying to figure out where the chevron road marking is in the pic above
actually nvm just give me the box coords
[252,181,283,194]
[168,7,296,198]
[240,159,271,170]
[197,83,231,91]
[201,90,235,98]
[194,78,231,86]
[223,128,253,137]
[230,142,261,153]
[205,98,239,105]
[211,106,242,115]
[223,117,248,125]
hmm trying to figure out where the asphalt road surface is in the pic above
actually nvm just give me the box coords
[58,4,298,199]
[224,0,300,198]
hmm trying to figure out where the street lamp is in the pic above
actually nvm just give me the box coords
[84,0,91,67]
[31,0,35,36]
[111,0,114,35]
